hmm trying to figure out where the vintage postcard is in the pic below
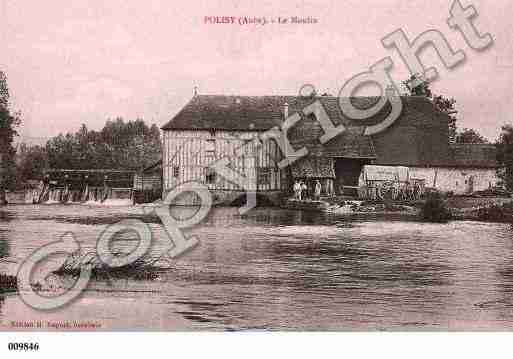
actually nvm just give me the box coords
[1,0,513,356]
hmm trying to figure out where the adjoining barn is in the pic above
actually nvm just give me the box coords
[409,144,499,195]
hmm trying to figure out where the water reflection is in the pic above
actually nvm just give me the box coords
[0,208,12,284]
[0,239,9,259]
[0,205,512,330]
[489,226,513,317]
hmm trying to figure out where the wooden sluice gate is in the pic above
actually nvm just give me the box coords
[31,169,137,205]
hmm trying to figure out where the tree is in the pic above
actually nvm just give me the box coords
[496,125,513,191]
[455,128,489,144]
[402,73,432,98]
[46,118,161,171]
[0,71,21,205]
[15,143,48,183]
[403,73,458,143]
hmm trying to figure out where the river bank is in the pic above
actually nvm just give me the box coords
[284,195,513,224]
[449,197,513,223]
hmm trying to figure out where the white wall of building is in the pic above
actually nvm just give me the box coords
[410,167,499,195]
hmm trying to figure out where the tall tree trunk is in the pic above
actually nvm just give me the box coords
[0,152,6,206]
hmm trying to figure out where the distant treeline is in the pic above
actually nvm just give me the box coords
[16,118,162,186]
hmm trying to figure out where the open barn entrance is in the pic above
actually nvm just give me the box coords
[334,158,371,195]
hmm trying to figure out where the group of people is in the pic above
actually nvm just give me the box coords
[293,180,322,201]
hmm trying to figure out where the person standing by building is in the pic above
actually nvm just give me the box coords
[314,180,322,200]
[301,181,308,201]
[338,178,345,196]
[293,180,300,200]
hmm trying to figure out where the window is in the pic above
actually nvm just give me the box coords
[243,139,253,155]
[205,139,216,168]
[205,167,217,184]
[173,166,180,178]
[258,167,272,185]
[205,139,216,153]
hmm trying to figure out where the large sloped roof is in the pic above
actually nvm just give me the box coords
[287,121,376,159]
[161,94,398,131]
[161,95,497,168]
[161,95,397,159]
[162,95,282,131]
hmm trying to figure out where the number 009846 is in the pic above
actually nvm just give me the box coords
[8,342,40,351]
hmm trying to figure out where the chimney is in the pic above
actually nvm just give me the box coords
[283,102,289,120]
[193,86,198,97]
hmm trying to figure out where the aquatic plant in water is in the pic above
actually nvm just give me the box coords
[54,250,165,281]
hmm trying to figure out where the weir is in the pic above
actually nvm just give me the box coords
[30,169,137,205]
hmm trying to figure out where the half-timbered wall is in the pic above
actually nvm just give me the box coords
[163,130,283,193]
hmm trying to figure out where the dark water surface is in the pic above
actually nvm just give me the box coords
[1,204,513,331]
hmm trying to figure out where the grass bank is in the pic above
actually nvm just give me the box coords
[452,199,513,223]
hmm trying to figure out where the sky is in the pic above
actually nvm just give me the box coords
[2,0,513,143]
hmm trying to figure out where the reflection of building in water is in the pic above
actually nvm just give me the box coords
[162,94,500,202]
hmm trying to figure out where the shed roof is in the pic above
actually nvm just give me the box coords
[291,157,335,179]
[449,144,498,168]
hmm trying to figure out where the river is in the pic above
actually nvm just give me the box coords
[0,204,512,330]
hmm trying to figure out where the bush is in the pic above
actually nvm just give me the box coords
[0,273,17,293]
[420,192,452,223]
